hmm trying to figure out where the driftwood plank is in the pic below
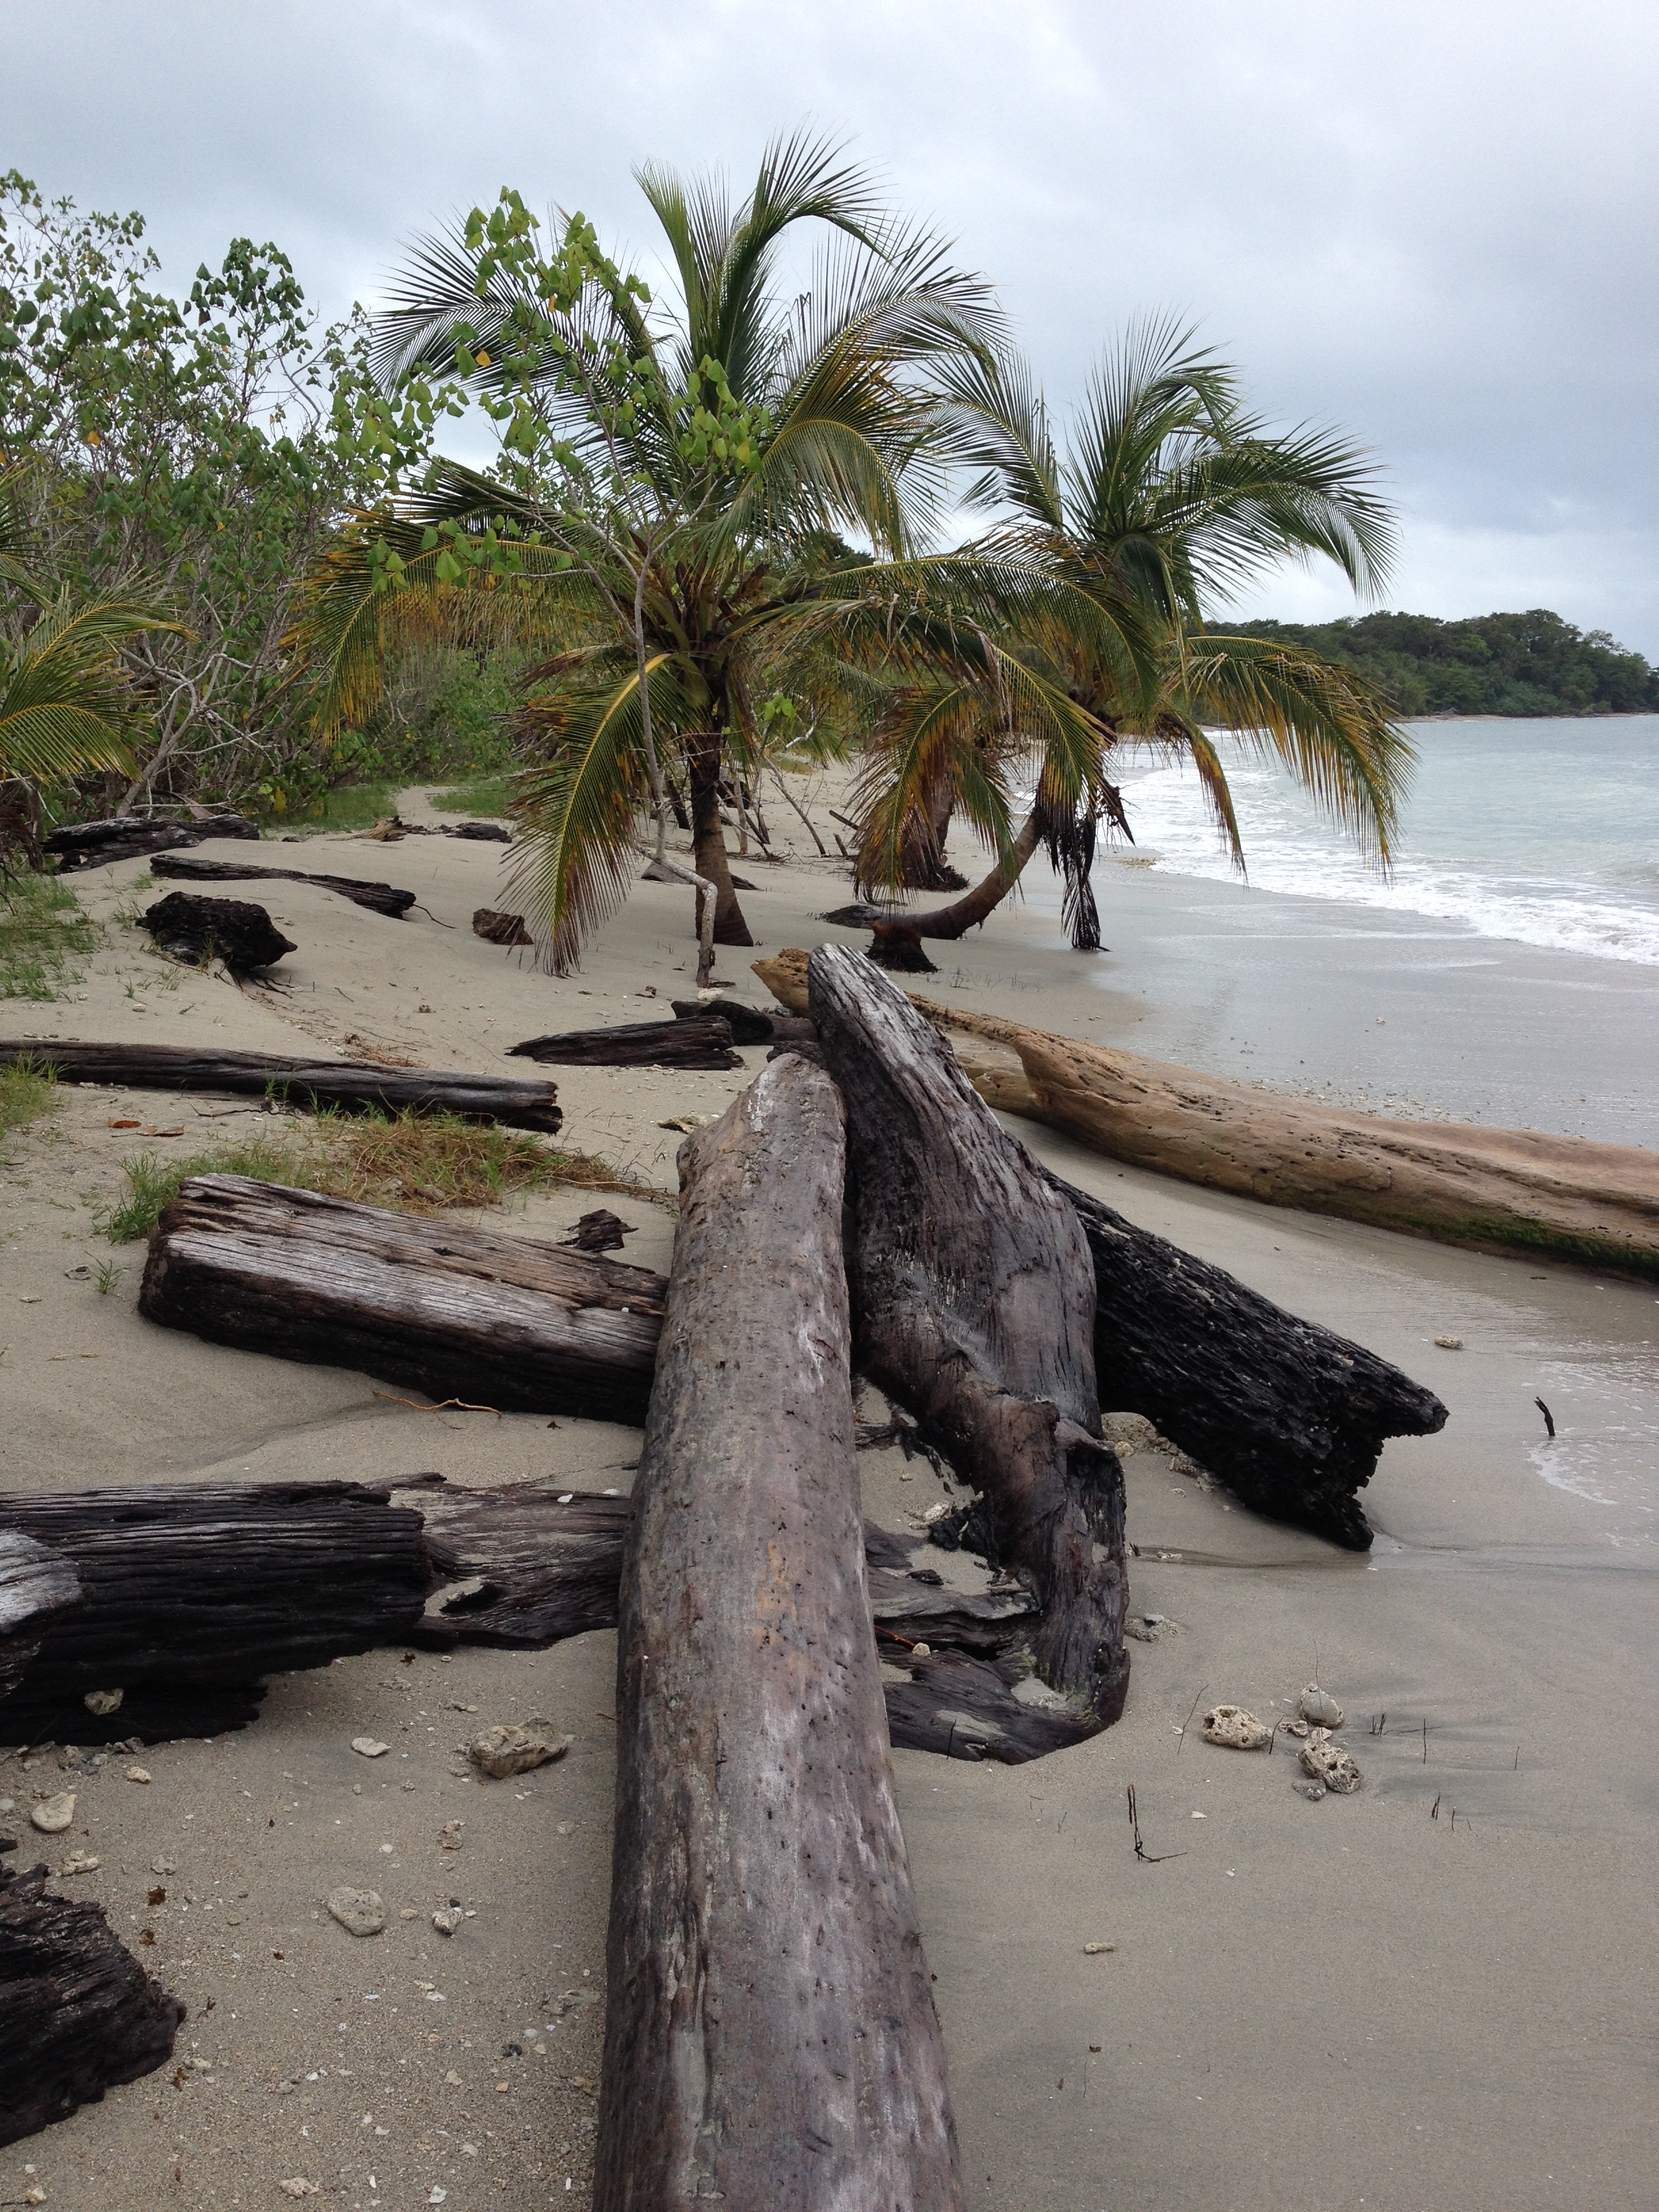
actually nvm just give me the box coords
[596,1054,963,2211]
[151,851,417,917]
[810,944,1128,1761]
[0,1040,564,1133]
[508,1016,742,1070]
[0,1479,439,1742]
[0,1856,185,2146]
[139,1176,663,1423]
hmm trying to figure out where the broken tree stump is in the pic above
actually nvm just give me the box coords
[140,1176,665,1424]
[0,1040,565,1133]
[508,1016,742,1070]
[810,944,1128,1759]
[472,907,534,946]
[1052,1172,1448,1548]
[141,891,295,972]
[0,1479,441,1742]
[151,851,417,918]
[0,1854,186,2147]
[596,1054,963,2211]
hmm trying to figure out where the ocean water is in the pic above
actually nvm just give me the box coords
[1112,716,1659,968]
[1023,717,1659,1145]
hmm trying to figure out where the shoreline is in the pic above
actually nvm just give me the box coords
[2,785,1654,2209]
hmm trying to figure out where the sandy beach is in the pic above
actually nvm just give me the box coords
[3,787,1655,2211]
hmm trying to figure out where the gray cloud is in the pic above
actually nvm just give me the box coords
[5,0,1656,648]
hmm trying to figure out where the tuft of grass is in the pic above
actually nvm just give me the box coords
[429,774,517,819]
[1,1056,58,1141]
[100,1106,664,1244]
[288,781,407,837]
[0,874,98,999]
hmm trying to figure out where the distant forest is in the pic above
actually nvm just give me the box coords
[1223,609,1659,718]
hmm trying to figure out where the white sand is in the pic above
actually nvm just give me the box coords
[2,787,1654,2209]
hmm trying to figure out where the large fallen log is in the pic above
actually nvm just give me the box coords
[140,1176,664,1424]
[151,851,417,917]
[596,1053,963,2210]
[809,944,1129,1761]
[754,949,1659,1280]
[1052,1175,1446,1547]
[0,1854,186,2147]
[0,1040,565,1133]
[508,1016,742,1070]
[45,813,258,869]
[0,1479,441,1743]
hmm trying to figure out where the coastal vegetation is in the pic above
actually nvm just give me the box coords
[1227,608,1659,718]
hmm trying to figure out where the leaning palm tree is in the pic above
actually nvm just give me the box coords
[300,133,1029,969]
[851,322,1414,965]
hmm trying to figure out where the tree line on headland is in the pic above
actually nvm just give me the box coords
[1223,609,1658,719]
[1,142,1645,973]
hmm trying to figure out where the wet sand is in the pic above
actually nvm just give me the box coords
[2,792,1654,2209]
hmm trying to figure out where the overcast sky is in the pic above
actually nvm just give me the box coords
[5,1,1656,651]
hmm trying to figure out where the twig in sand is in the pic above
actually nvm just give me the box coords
[371,1390,505,1418]
[1176,1683,1206,1754]
[1126,1783,1183,1864]
[1422,1717,1429,1763]
[1535,1396,1556,1438]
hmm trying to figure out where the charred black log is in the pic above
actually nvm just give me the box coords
[45,815,258,869]
[508,1017,742,1070]
[670,997,815,1045]
[141,892,295,972]
[1049,1172,1448,1548]
[0,1856,186,2147]
[150,852,416,918]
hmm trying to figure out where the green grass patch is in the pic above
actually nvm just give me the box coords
[99,1106,662,1244]
[285,781,407,837]
[0,1057,58,1143]
[428,774,517,819]
[0,874,98,999]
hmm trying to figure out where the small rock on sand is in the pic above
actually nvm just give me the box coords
[438,1820,465,1849]
[126,1765,152,1784]
[1300,1732,1362,1794]
[1082,1941,1115,1954]
[468,1724,573,1779]
[1202,1704,1272,1750]
[1435,1335,1465,1350]
[150,1855,177,1875]
[351,1737,390,1759]
[29,1791,76,1833]
[60,1850,101,1875]
[83,1687,123,1715]
[279,2183,320,2200]
[325,1886,386,1937]
[1299,1685,1344,1728]
[432,1906,464,1936]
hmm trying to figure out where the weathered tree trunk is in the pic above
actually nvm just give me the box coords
[670,996,815,1046]
[140,1176,665,1422]
[507,1017,742,1069]
[1051,1173,1448,1548]
[0,1040,565,1133]
[150,852,417,917]
[45,813,258,869]
[0,1855,186,2147]
[809,944,1128,1759]
[142,892,295,972]
[0,1479,441,1743]
[596,1054,964,2211]
[855,813,1042,970]
[687,734,754,945]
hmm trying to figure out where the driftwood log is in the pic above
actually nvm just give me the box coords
[142,891,295,972]
[0,1479,441,1742]
[140,1176,664,1423]
[596,1052,963,2211]
[0,1855,185,2148]
[151,851,417,918]
[45,813,258,869]
[473,907,534,946]
[670,996,815,1045]
[810,945,1128,1761]
[1053,1173,1447,1547]
[508,1016,742,1071]
[0,1040,565,1133]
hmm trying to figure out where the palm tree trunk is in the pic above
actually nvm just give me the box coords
[865,813,1041,971]
[687,737,754,947]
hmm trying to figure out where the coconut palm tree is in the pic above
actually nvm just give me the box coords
[301,133,1032,969]
[0,463,181,811]
[849,322,1414,965]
